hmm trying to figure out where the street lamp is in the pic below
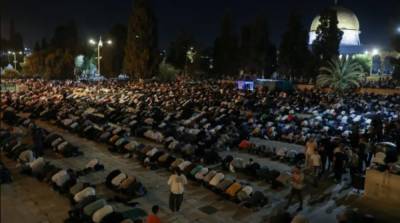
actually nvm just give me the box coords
[8,50,23,70]
[88,36,112,75]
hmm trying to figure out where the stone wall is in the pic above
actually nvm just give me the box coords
[364,169,400,205]
[296,84,400,95]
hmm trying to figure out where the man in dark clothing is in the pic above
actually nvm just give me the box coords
[357,142,366,173]
[322,136,335,171]
[319,136,329,174]
[333,146,346,183]
[32,125,45,156]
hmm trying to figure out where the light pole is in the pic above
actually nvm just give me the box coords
[88,37,112,75]
[7,51,23,70]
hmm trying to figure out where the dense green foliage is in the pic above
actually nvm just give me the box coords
[317,58,364,92]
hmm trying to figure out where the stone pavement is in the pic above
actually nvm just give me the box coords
[2,119,399,223]
[1,157,70,223]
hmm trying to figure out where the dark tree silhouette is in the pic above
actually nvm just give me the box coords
[102,24,127,77]
[50,20,80,54]
[213,11,239,78]
[166,30,196,70]
[312,8,343,68]
[279,11,310,80]
[123,0,159,79]
[239,16,275,76]
[391,34,400,80]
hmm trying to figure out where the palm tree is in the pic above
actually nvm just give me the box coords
[317,58,364,92]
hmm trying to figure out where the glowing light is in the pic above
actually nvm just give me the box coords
[364,50,369,55]
[372,48,379,56]
[397,27,400,33]
[89,39,96,45]
[107,40,112,45]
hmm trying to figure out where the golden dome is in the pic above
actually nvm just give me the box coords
[310,6,360,32]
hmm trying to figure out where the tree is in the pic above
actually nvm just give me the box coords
[265,44,277,75]
[8,19,24,51]
[50,20,80,54]
[74,55,96,77]
[22,52,45,77]
[158,59,179,82]
[2,68,21,79]
[43,49,74,80]
[352,54,371,74]
[213,11,239,77]
[41,38,48,50]
[279,11,310,80]
[166,31,195,70]
[124,0,159,79]
[239,24,252,72]
[239,16,275,76]
[33,41,41,52]
[317,58,363,93]
[390,34,400,80]
[102,24,127,77]
[312,8,343,68]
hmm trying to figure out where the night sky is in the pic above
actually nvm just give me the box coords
[2,0,400,49]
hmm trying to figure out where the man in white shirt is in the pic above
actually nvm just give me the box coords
[167,168,187,212]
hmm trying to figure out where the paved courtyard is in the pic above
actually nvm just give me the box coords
[1,119,399,223]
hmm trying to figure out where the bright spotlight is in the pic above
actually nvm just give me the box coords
[397,27,400,33]
[89,39,96,45]
[364,50,369,55]
[107,40,112,45]
[372,48,379,56]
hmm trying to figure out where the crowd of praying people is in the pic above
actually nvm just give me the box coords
[1,78,400,223]
[4,79,400,146]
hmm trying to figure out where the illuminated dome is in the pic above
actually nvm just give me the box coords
[309,6,361,46]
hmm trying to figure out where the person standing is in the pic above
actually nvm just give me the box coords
[305,138,317,169]
[310,150,322,186]
[333,145,346,183]
[318,143,328,175]
[285,166,304,211]
[31,124,44,156]
[349,148,360,187]
[168,168,187,212]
